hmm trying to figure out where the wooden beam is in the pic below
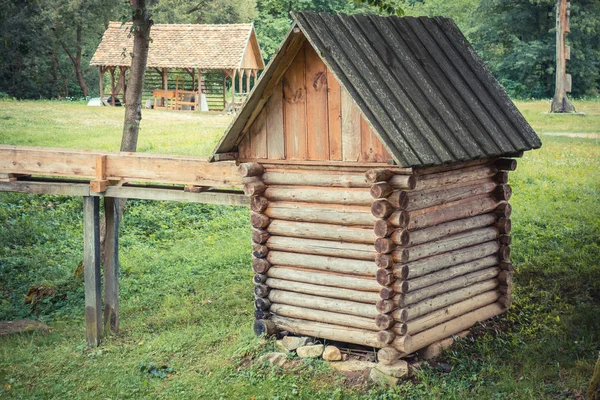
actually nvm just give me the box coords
[0,179,91,196]
[83,196,102,347]
[101,185,248,205]
[0,145,243,188]
[0,179,248,205]
[103,197,119,334]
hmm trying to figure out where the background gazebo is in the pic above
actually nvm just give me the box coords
[90,22,264,111]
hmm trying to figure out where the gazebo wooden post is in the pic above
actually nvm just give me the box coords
[197,68,202,112]
[232,70,237,105]
[99,67,105,105]
[191,68,195,90]
[109,67,116,106]
[238,69,243,103]
[162,68,169,109]
[222,71,227,110]
[246,69,251,97]
[119,67,128,104]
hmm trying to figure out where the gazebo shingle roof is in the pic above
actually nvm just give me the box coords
[90,22,262,70]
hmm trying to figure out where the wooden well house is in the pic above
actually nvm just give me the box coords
[211,12,541,363]
[90,22,264,110]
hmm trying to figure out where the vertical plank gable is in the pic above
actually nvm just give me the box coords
[341,87,361,162]
[266,82,285,159]
[283,47,308,160]
[361,115,391,163]
[327,69,342,161]
[305,43,329,160]
[250,110,267,159]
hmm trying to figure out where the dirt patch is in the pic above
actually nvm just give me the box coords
[340,369,370,387]
[0,320,51,336]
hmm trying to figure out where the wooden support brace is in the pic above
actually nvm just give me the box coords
[0,173,30,182]
[83,196,102,346]
[90,155,109,193]
[103,197,120,335]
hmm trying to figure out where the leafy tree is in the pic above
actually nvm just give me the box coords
[254,0,402,61]
[151,0,257,24]
[403,0,600,98]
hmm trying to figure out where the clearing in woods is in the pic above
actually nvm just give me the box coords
[0,99,598,399]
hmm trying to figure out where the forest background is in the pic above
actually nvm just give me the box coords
[1,0,599,101]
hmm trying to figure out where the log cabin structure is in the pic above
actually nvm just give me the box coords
[212,12,541,363]
[0,12,541,365]
[90,22,264,110]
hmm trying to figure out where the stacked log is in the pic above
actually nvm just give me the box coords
[247,164,387,343]
[245,159,515,363]
[370,159,515,363]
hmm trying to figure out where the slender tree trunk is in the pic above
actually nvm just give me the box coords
[58,23,89,97]
[74,0,152,278]
[122,0,151,152]
[589,352,600,400]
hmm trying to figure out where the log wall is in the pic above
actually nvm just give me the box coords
[243,158,515,362]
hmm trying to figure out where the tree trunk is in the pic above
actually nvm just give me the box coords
[589,352,600,400]
[58,22,88,97]
[74,0,152,278]
[122,0,151,152]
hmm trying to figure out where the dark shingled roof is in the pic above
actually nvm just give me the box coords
[212,12,541,167]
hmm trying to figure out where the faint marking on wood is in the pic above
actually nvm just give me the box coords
[327,69,342,161]
[266,82,285,159]
[305,43,329,160]
[341,87,361,162]
[283,46,307,160]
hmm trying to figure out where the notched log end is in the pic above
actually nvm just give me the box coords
[377,347,401,365]
[239,162,265,177]
[375,254,394,270]
[371,199,394,219]
[254,284,270,298]
[374,219,395,238]
[377,330,396,345]
[365,168,394,183]
[376,299,395,314]
[370,182,393,199]
[252,257,271,274]
[253,319,276,336]
[376,313,395,330]
[375,237,396,254]
[379,287,395,300]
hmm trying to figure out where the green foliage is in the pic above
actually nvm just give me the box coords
[253,0,397,60]
[2,0,600,99]
[0,100,599,398]
[150,0,257,24]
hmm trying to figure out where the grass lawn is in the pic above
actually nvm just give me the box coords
[0,99,599,399]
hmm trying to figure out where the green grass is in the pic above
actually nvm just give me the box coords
[0,100,231,155]
[514,98,600,134]
[0,99,599,399]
